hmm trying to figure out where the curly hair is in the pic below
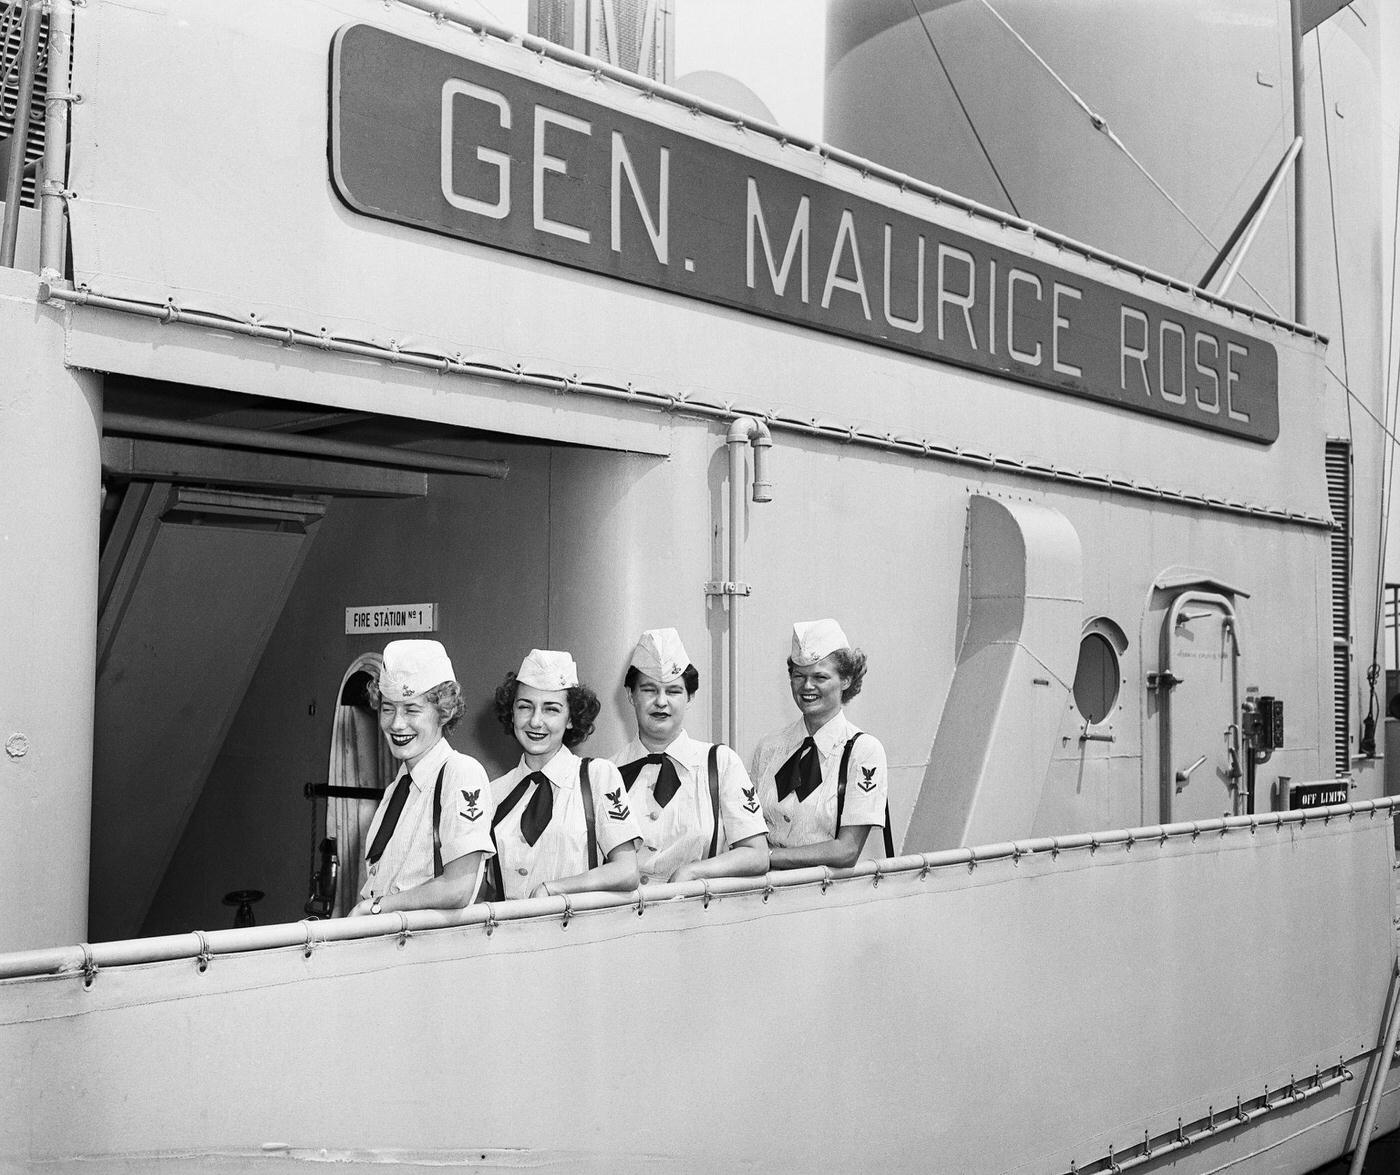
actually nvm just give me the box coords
[623,663,700,698]
[493,671,600,748]
[786,648,868,703]
[366,677,465,733]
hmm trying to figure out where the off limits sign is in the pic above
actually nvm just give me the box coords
[345,604,438,635]
[329,23,1279,444]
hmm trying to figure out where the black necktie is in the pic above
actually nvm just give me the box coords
[619,753,683,808]
[775,738,821,802]
[366,772,412,864]
[520,771,554,846]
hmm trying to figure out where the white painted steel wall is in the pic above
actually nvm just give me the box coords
[0,269,101,952]
[63,0,1328,518]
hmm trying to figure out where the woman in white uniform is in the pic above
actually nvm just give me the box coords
[609,628,769,885]
[488,649,642,900]
[348,640,494,916]
[750,619,893,870]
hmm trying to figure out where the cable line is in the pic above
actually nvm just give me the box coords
[975,0,1280,316]
[907,0,1020,218]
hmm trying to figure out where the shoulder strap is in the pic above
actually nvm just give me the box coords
[706,744,721,859]
[432,765,446,878]
[487,776,534,901]
[835,733,860,830]
[836,733,895,859]
[579,758,598,870]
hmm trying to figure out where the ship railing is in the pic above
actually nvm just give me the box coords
[1,792,1394,982]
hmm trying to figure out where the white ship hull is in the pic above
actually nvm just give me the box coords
[3,803,1397,1173]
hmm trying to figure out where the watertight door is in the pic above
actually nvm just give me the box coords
[1160,593,1241,823]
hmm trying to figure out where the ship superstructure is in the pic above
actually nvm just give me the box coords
[1,1,1399,1171]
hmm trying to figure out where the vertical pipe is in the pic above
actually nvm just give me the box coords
[1289,0,1307,323]
[38,0,72,280]
[0,0,42,267]
[727,434,744,752]
[723,417,772,753]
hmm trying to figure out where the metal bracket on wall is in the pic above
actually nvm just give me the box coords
[704,580,751,597]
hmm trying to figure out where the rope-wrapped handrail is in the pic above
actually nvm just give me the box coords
[0,792,1387,982]
[37,285,1335,531]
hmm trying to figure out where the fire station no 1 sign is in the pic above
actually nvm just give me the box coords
[345,604,438,635]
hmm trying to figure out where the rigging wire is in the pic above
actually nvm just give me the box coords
[907,0,1020,218]
[974,0,1280,316]
[1379,25,1400,606]
[1315,35,1375,742]
[1375,55,1400,703]
[1311,32,1384,753]
[1327,365,1400,459]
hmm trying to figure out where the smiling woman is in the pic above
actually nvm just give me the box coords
[347,640,495,917]
[487,649,642,900]
[750,619,892,871]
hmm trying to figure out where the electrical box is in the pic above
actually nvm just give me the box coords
[1259,696,1284,749]
[1242,695,1284,750]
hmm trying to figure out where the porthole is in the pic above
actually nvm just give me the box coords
[1073,631,1121,725]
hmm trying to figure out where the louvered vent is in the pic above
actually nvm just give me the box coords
[0,1,48,208]
[1325,440,1351,774]
[528,0,672,81]
[595,0,646,74]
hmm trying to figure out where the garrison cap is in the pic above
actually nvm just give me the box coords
[517,649,579,690]
[380,640,456,701]
[790,619,850,666]
[629,628,690,684]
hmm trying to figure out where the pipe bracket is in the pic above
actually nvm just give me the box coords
[704,580,751,597]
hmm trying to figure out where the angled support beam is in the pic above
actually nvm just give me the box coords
[1199,137,1302,296]
[102,437,430,498]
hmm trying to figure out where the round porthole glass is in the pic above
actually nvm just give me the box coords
[1073,632,1120,725]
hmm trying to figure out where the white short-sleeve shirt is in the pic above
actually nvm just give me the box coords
[359,737,494,902]
[490,747,642,900]
[750,712,888,853]
[610,730,768,883]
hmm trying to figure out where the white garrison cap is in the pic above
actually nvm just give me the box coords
[517,649,579,690]
[790,619,849,666]
[380,639,456,701]
[630,627,690,684]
